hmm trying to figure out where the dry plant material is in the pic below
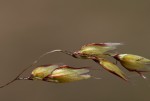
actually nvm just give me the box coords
[1,42,150,88]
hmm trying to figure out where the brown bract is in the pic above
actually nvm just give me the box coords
[30,64,91,83]
[92,57,127,81]
[112,54,150,79]
[74,43,122,59]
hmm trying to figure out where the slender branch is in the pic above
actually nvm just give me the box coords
[0,49,74,88]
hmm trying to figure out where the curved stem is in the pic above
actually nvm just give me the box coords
[0,49,74,88]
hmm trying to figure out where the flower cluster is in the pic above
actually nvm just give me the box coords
[1,42,150,88]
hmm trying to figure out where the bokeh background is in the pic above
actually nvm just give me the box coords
[0,0,150,101]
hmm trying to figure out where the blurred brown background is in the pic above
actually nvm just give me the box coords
[0,0,150,101]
